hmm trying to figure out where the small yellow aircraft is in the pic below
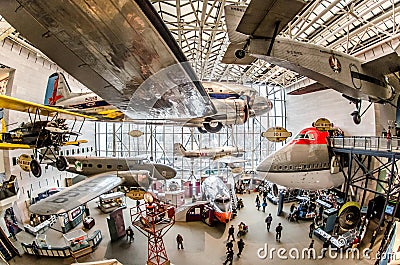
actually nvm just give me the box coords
[0,94,97,177]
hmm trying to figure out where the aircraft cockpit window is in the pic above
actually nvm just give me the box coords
[97,164,103,168]
[88,164,93,168]
[117,165,123,170]
[107,165,112,169]
[215,197,229,203]
[294,133,315,140]
[66,150,70,156]
[83,163,87,167]
[306,133,315,140]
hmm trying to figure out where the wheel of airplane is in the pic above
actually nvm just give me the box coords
[197,127,208,134]
[351,111,361,125]
[338,202,361,230]
[30,159,42,178]
[204,121,223,133]
[56,156,68,171]
[235,49,246,59]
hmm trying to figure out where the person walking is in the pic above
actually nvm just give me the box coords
[32,241,40,258]
[126,226,134,243]
[226,240,233,251]
[309,239,315,259]
[176,234,184,250]
[275,223,283,241]
[237,238,245,257]
[321,239,330,258]
[223,249,234,265]
[255,195,260,208]
[309,221,315,238]
[262,198,267,212]
[265,213,273,232]
[227,225,235,241]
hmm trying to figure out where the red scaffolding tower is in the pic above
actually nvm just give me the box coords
[131,194,175,265]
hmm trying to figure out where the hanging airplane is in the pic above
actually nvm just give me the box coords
[0,1,272,134]
[201,175,232,224]
[0,94,96,177]
[221,0,400,125]
[256,126,345,190]
[173,143,243,160]
[29,155,177,215]
[44,72,272,133]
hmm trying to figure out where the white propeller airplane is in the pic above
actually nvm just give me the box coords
[173,143,243,160]
[222,0,400,125]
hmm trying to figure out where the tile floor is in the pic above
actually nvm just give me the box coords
[7,192,377,265]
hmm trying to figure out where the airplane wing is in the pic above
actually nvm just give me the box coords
[361,50,400,76]
[0,95,97,120]
[236,0,307,38]
[222,0,307,64]
[0,143,32,150]
[215,156,247,164]
[0,0,216,120]
[29,173,124,215]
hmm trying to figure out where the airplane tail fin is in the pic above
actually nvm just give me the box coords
[44,72,72,105]
[173,143,186,156]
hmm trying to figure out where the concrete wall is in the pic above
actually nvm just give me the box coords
[0,38,96,207]
[286,88,378,137]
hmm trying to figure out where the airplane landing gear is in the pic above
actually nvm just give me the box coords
[197,127,208,134]
[235,49,246,59]
[30,159,42,178]
[351,110,361,125]
[56,156,68,171]
[204,120,223,133]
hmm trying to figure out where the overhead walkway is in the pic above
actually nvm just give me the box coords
[329,136,400,155]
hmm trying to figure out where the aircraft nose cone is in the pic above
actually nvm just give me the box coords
[214,211,232,223]
[256,154,274,173]
[251,97,273,116]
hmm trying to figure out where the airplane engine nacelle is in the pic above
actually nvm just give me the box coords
[251,96,273,116]
[119,170,152,190]
[211,98,248,125]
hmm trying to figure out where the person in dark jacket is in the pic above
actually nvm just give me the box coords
[227,225,235,241]
[176,234,184,250]
[275,223,283,241]
[265,213,273,232]
[237,238,245,257]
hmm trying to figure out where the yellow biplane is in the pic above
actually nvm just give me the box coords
[0,94,97,177]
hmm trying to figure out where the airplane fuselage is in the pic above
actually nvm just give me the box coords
[64,156,177,180]
[248,37,395,102]
[256,127,344,190]
[201,175,232,223]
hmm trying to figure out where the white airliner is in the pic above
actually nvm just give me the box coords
[256,127,345,190]
[222,0,399,124]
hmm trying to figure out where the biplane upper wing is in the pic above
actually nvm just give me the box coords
[0,95,97,120]
[29,173,124,215]
[0,0,216,120]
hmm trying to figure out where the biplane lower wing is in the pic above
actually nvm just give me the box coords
[29,173,124,215]
[0,143,32,150]
[0,95,97,120]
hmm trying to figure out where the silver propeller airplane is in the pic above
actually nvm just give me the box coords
[0,1,272,133]
[29,156,176,215]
